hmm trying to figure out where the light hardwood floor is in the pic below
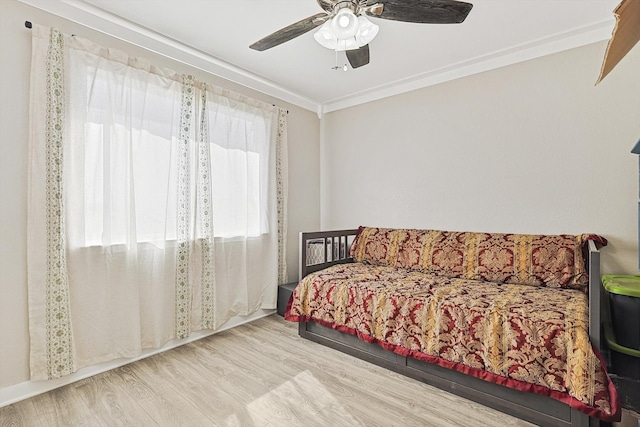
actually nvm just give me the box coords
[0,315,534,427]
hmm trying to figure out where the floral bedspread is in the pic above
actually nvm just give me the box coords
[286,263,619,421]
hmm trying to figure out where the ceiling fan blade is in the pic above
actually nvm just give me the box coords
[365,0,473,24]
[346,44,370,69]
[316,0,333,13]
[250,13,328,51]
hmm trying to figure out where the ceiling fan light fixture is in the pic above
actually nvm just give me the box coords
[331,8,359,40]
[313,20,339,49]
[314,9,379,52]
[314,24,361,51]
[335,37,360,52]
[355,15,379,46]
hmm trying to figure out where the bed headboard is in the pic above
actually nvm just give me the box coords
[299,229,359,279]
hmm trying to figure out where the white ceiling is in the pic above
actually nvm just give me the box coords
[20,0,619,114]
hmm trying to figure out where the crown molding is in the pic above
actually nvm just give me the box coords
[320,19,616,114]
[19,0,615,116]
[17,0,320,113]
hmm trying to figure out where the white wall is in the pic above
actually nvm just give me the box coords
[321,41,640,275]
[0,0,320,390]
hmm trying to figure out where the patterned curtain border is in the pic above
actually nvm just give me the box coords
[276,109,289,285]
[175,75,195,339]
[198,84,216,330]
[45,27,75,379]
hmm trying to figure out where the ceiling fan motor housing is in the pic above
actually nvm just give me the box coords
[332,0,359,12]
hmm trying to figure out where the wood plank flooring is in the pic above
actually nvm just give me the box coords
[0,315,534,427]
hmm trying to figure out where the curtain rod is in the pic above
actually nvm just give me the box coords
[274,105,289,114]
[23,20,290,114]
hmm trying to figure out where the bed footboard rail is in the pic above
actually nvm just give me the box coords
[299,229,359,279]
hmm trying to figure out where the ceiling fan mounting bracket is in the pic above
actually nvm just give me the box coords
[333,1,358,13]
[328,1,384,17]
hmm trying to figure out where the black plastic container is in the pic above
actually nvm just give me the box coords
[602,275,640,380]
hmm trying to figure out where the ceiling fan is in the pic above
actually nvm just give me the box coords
[250,0,473,69]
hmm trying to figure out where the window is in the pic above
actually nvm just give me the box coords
[68,57,272,248]
[28,26,286,377]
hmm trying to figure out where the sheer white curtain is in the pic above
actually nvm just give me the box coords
[27,25,287,380]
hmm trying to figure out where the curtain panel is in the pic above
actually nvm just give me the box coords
[27,25,288,380]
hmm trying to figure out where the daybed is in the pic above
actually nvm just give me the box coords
[285,227,620,427]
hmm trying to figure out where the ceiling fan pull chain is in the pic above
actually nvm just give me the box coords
[331,50,348,71]
[332,50,338,70]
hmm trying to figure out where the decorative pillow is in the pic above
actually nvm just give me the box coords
[350,226,607,290]
[394,228,434,270]
[349,226,397,266]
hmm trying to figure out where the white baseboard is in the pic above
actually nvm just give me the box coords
[0,309,276,408]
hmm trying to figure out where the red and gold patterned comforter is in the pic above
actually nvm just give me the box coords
[286,263,619,421]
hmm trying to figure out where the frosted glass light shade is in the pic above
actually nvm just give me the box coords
[334,38,360,52]
[313,10,380,52]
[314,24,360,51]
[331,8,359,40]
[355,16,379,46]
[313,21,337,49]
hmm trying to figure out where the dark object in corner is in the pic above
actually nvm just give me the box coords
[277,282,297,316]
[611,375,640,412]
